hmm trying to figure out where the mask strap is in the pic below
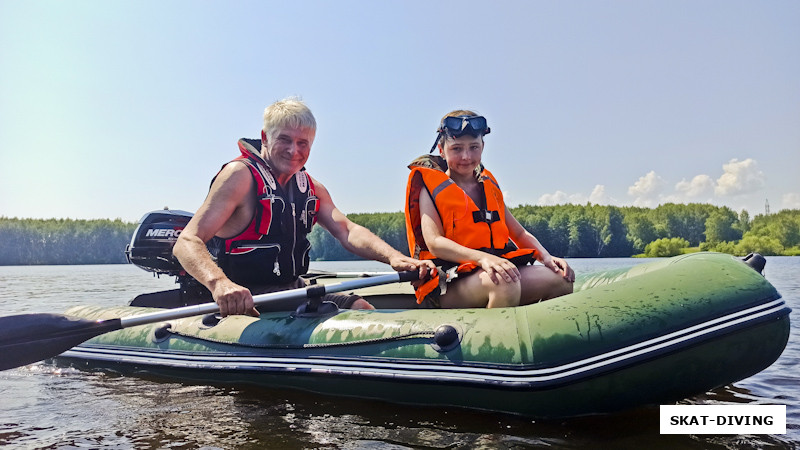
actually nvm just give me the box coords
[429,131,442,153]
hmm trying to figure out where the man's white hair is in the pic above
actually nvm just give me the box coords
[263,97,317,142]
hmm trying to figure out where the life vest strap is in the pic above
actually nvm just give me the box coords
[472,209,500,224]
[430,178,454,202]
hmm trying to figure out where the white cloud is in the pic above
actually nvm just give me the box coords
[628,171,664,207]
[537,190,568,205]
[588,184,613,204]
[628,171,664,196]
[623,159,768,211]
[538,190,581,205]
[675,174,715,198]
[782,193,800,210]
[535,158,781,214]
[537,184,616,206]
[714,158,765,196]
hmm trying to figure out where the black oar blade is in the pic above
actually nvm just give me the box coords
[0,313,122,371]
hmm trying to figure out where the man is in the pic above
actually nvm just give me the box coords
[174,97,433,317]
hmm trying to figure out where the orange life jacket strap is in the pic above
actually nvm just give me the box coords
[414,276,441,303]
[502,248,539,262]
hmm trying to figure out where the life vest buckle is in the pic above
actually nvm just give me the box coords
[472,210,500,224]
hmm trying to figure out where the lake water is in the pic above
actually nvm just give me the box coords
[0,257,797,449]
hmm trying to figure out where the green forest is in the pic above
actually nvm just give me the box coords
[309,204,800,260]
[0,218,136,265]
[1,204,799,266]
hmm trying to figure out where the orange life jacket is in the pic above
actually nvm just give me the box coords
[404,155,537,304]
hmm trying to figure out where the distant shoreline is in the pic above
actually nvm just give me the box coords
[2,205,798,266]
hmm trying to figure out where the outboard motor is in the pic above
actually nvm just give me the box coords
[125,209,210,307]
[125,208,193,276]
[742,252,767,275]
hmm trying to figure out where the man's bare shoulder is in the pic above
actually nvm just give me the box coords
[211,161,254,196]
[308,174,324,188]
[308,175,331,199]
[196,161,256,239]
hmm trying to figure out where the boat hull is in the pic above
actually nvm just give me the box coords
[56,253,790,418]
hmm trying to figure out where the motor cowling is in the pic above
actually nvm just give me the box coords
[125,209,193,276]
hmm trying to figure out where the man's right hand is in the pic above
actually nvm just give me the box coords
[211,278,260,317]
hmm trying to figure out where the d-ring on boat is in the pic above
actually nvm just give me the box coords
[41,211,791,418]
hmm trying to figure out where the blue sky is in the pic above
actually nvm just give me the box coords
[1,1,798,222]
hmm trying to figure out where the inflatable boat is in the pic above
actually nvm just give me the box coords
[53,250,790,418]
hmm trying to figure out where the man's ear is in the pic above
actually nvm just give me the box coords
[261,130,268,146]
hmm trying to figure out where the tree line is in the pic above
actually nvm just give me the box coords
[0,218,136,265]
[1,204,799,265]
[309,204,800,260]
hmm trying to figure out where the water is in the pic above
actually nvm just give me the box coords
[0,258,797,449]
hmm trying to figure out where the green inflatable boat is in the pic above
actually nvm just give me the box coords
[54,252,789,418]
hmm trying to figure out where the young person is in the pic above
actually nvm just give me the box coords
[404,110,574,308]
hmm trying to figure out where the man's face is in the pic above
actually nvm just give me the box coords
[263,126,315,179]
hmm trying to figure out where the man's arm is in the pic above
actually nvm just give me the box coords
[173,163,259,316]
[312,177,435,278]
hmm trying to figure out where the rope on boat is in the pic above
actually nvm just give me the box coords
[166,329,438,350]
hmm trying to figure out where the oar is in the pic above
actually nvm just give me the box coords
[304,269,398,279]
[0,270,419,372]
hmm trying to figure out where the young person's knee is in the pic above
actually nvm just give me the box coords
[483,275,521,308]
[486,291,520,308]
[518,266,573,304]
[543,272,573,299]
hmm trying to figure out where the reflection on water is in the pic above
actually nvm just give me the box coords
[0,258,798,449]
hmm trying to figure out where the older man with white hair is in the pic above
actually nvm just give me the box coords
[174,97,434,316]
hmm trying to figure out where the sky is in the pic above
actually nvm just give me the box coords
[1,0,798,223]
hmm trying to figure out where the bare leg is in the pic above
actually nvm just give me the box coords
[438,270,521,309]
[518,265,574,305]
[350,298,375,310]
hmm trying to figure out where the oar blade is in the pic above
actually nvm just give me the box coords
[0,313,121,371]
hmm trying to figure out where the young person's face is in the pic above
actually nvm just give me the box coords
[441,134,483,178]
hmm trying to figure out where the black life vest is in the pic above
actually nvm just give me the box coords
[208,138,320,286]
